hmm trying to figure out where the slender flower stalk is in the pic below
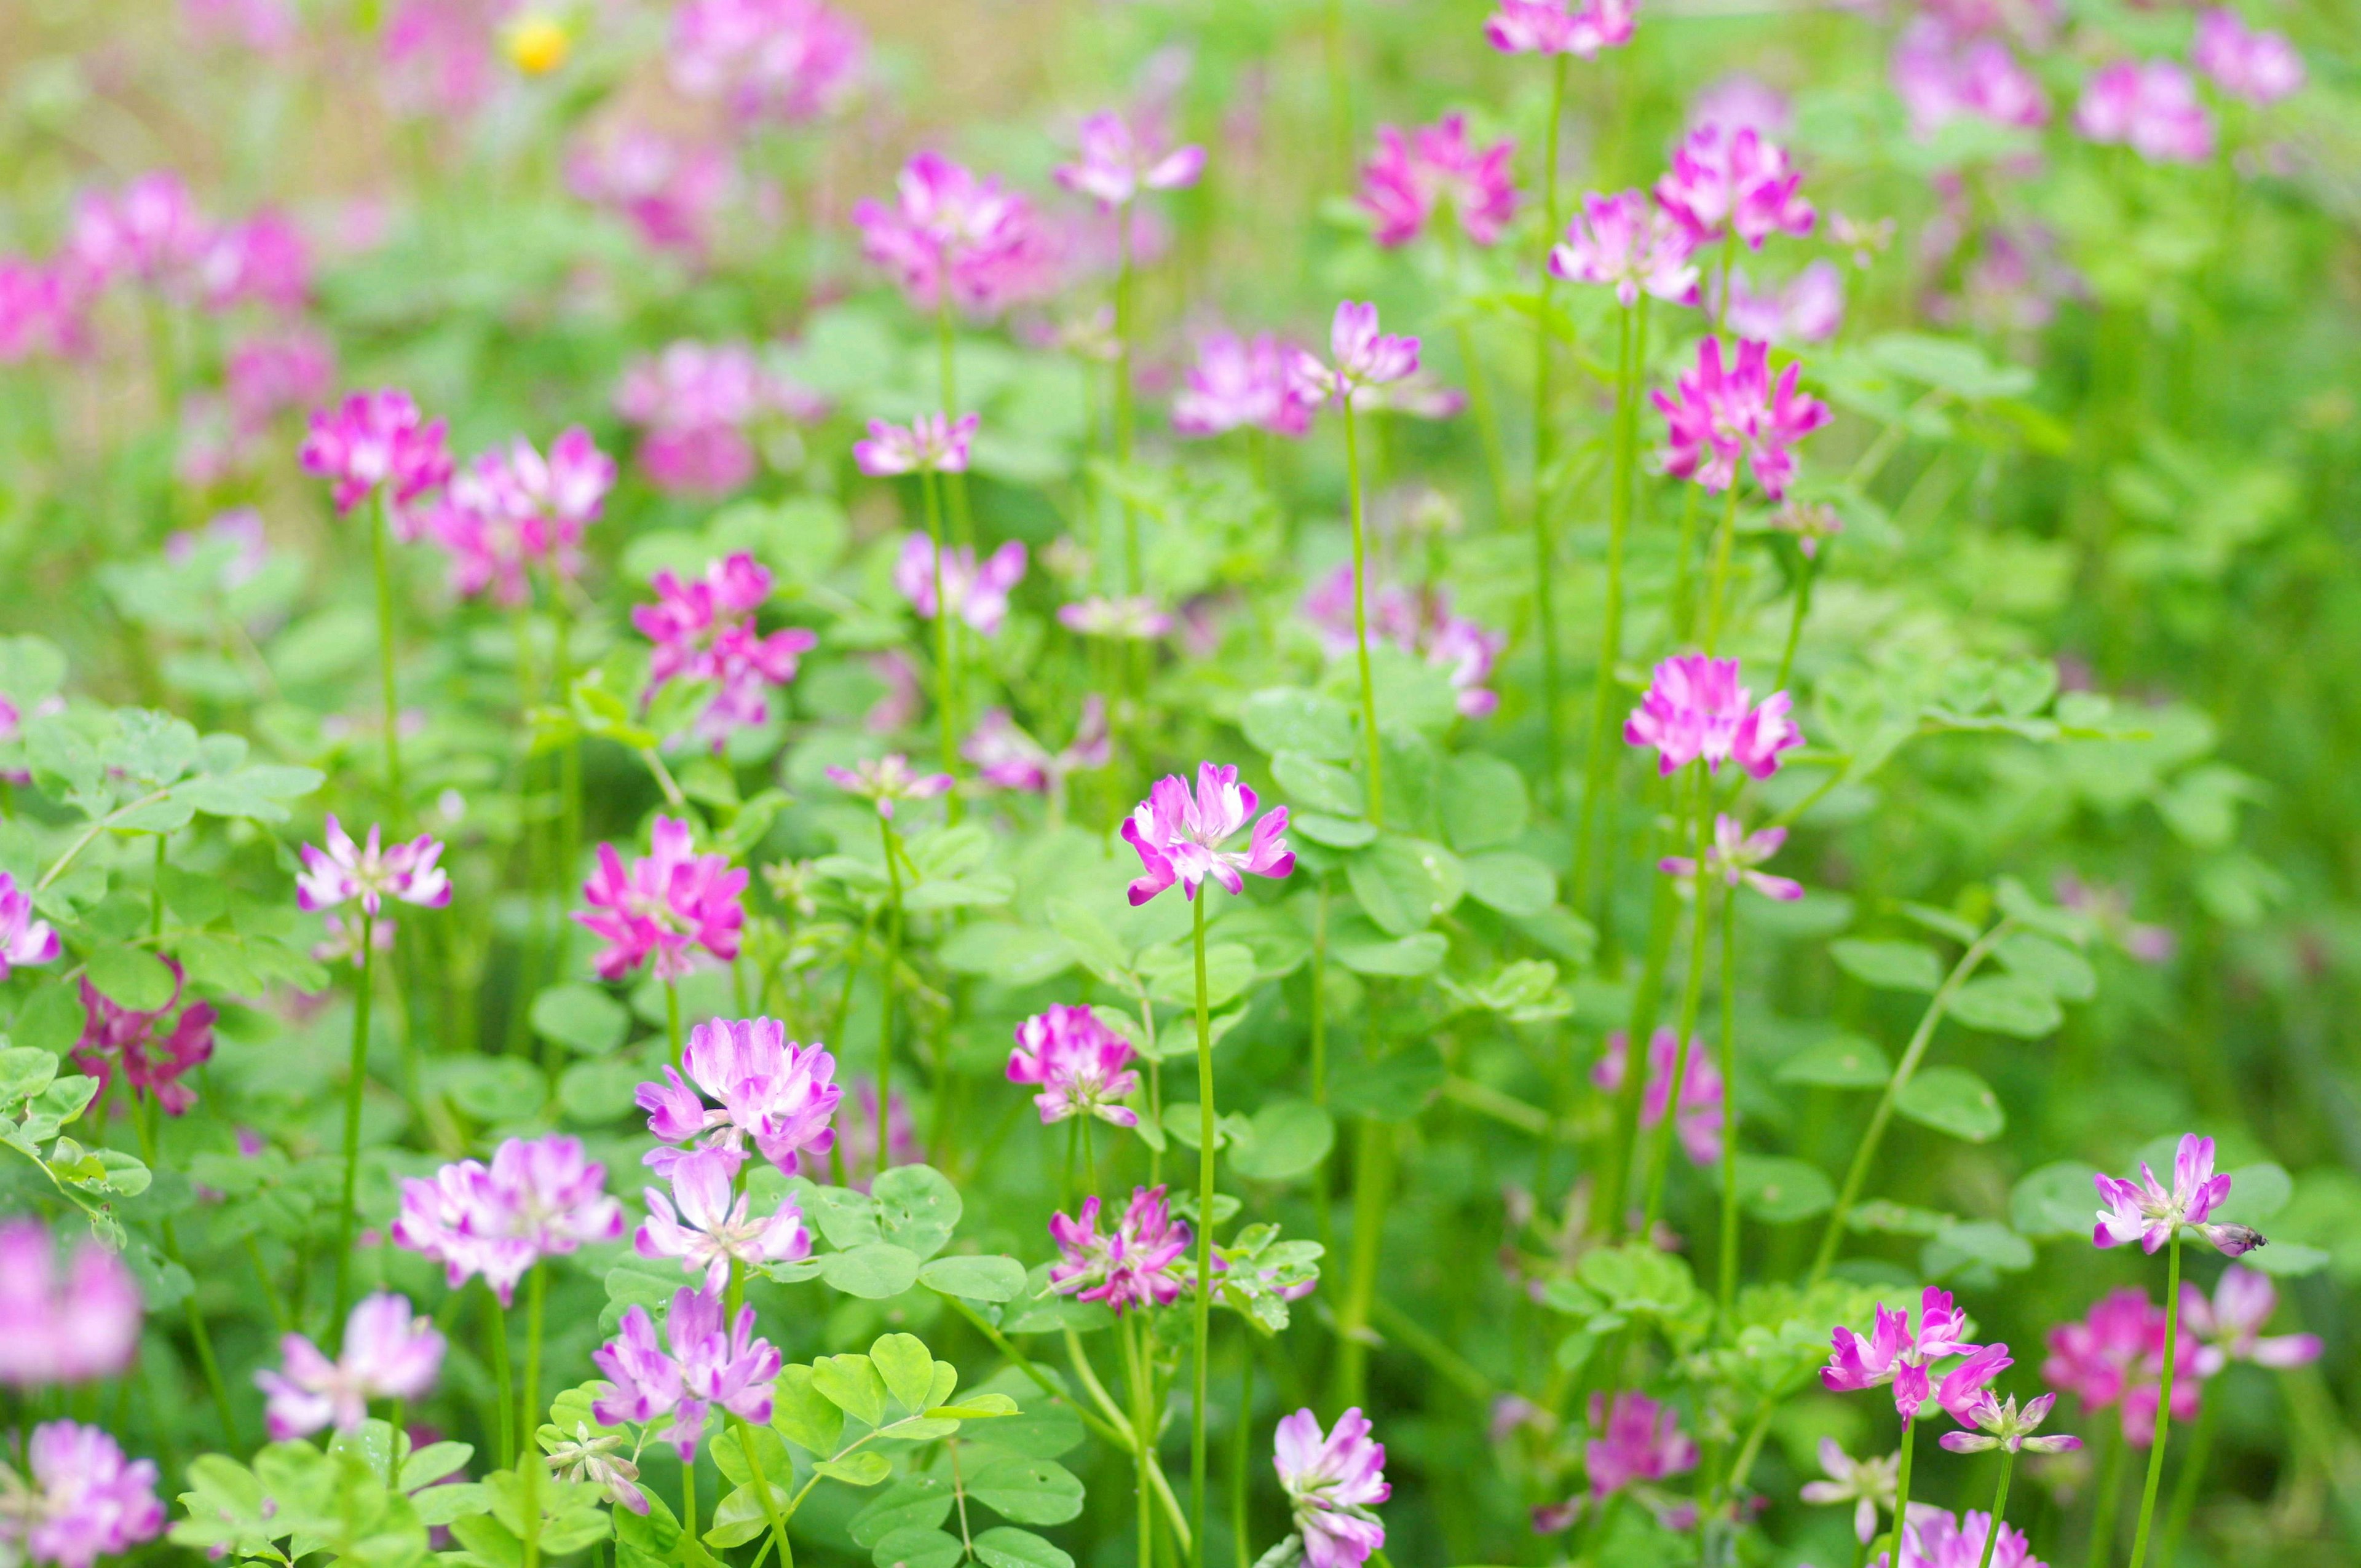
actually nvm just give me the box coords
[1638,778,1714,1235]
[1573,295,1644,917]
[1533,53,1569,798]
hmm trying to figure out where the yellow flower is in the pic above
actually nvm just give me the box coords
[504,15,571,76]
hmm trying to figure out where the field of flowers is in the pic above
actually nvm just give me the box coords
[1,1,2357,1566]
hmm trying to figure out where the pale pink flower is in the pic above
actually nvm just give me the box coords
[1888,1509,2044,1568]
[825,754,955,819]
[1932,1343,2014,1424]
[636,1015,842,1177]
[1771,497,1843,560]
[0,1221,141,1388]
[1056,111,1206,207]
[2075,60,2215,164]
[66,172,211,295]
[2192,10,2304,106]
[853,412,978,475]
[614,341,828,495]
[1821,1286,1984,1425]
[0,870,61,980]
[1359,116,1519,248]
[313,912,397,968]
[183,0,300,52]
[1584,1392,1698,1497]
[963,697,1110,793]
[1939,1388,2082,1456]
[1658,814,1805,901]
[2094,1133,2256,1255]
[546,1423,648,1515]
[593,1283,781,1459]
[298,390,454,533]
[634,553,817,747]
[2043,1287,2199,1441]
[298,816,452,915]
[2182,1265,2321,1374]
[1274,1406,1390,1568]
[575,816,748,982]
[255,1293,445,1439]
[1653,336,1831,497]
[1548,191,1700,308]
[0,259,89,363]
[1294,301,1421,408]
[1798,1438,1899,1545]
[198,210,312,313]
[1624,654,1801,778]
[864,650,923,734]
[0,1422,164,1568]
[852,152,1046,317]
[1590,1028,1723,1165]
[391,1136,624,1306]
[1690,74,1792,139]
[1484,0,1636,58]
[1050,1186,1193,1314]
[1300,567,1505,719]
[567,130,737,261]
[669,0,865,125]
[1058,596,1173,639]
[1712,261,1846,345]
[1655,124,1816,250]
[636,1146,812,1289]
[1122,762,1295,905]
[74,960,216,1117]
[1891,20,2050,137]
[429,428,616,605]
[379,0,500,116]
[1008,1004,1141,1128]
[893,535,1028,636]
[226,328,336,433]
[1171,332,1321,439]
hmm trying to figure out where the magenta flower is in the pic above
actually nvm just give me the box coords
[1484,0,1635,57]
[1624,654,1802,779]
[2094,1133,2257,1256]
[1653,337,1832,498]
[2183,1265,2322,1374]
[74,959,216,1118]
[1295,301,1421,408]
[1359,116,1519,248]
[615,341,828,496]
[391,1135,625,1306]
[1712,261,1846,347]
[1583,1392,1699,1497]
[576,817,748,983]
[1048,1186,1193,1314]
[1008,1004,1141,1129]
[1939,1387,2082,1456]
[428,427,616,606]
[638,1016,841,1178]
[298,390,454,534]
[1798,1439,1900,1546]
[1274,1407,1390,1568]
[0,1220,140,1388]
[1891,20,2049,138]
[2075,60,2215,164]
[1058,596,1174,639]
[1590,1028,1723,1166]
[66,171,210,294]
[852,152,1045,316]
[1821,1286,1983,1425]
[2193,10,2304,106]
[668,0,866,125]
[297,816,453,916]
[1658,814,1805,902]
[1548,191,1700,309]
[593,1283,781,1459]
[199,209,312,312]
[255,1292,445,1439]
[1891,1510,2043,1568]
[825,755,955,820]
[1655,124,1816,250]
[1171,332,1319,439]
[226,328,336,433]
[963,697,1110,794]
[0,870,60,980]
[1121,762,1295,905]
[892,536,1028,636]
[567,129,737,261]
[636,1146,812,1290]
[0,258,89,364]
[1932,1342,2014,1424]
[853,412,978,475]
[2043,1289,2172,1432]
[1055,111,1206,207]
[0,1421,164,1568]
[634,553,818,748]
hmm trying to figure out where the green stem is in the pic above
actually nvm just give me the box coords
[944,1298,1131,1449]
[1714,876,1739,1331]
[879,815,906,1183]
[2126,1232,2184,1568]
[1774,551,1820,695]
[371,488,405,807]
[1703,480,1743,654]
[1639,776,1715,1235]
[2157,1381,2219,1566]
[1189,891,1216,1566]
[1531,53,1569,800]
[1669,482,1705,645]
[1332,1119,1392,1409]
[1308,883,1334,1264]
[681,1446,698,1558]
[1341,401,1384,824]
[1976,1448,2018,1568]
[490,1290,514,1474]
[1230,1338,1253,1568]
[665,979,683,1072]
[1573,299,1643,918]
[522,1264,545,1568]
[1888,1418,1917,1568]
[732,1415,794,1568]
[1601,818,1680,1237]
[333,912,378,1328]
[2085,1417,2127,1568]
[1125,1315,1155,1568]
[922,468,960,781]
[133,1097,241,1450]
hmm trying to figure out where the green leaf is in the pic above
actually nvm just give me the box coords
[85,945,178,1012]
[813,1453,894,1487]
[558,1060,643,1125]
[917,1255,1029,1302]
[1239,688,1356,762]
[2243,1242,2330,1278]
[869,1526,965,1568]
[1329,928,1445,977]
[1272,752,1364,817]
[818,1243,923,1299]
[1290,813,1377,848]
[1227,1100,1335,1183]
[1899,902,1983,945]
[963,1395,1082,1459]
[1733,1156,1835,1222]
[804,1185,883,1250]
[1324,1043,1445,1122]
[869,1333,937,1416]
[937,925,1075,987]
[810,1355,888,1428]
[1439,752,1530,852]
[1207,906,1312,980]
[872,1164,962,1259]
[1926,1221,2034,1275]
[973,1527,1077,1568]
[13,985,87,1058]
[2009,1161,2100,1239]
[1460,851,1556,918]
[964,1457,1085,1525]
[1993,933,2097,1003]
[0,1047,58,1105]
[703,1485,771,1550]
[1139,942,1257,1010]
[772,1366,844,1456]
[438,1057,548,1124]
[848,1477,954,1548]
[2213,1162,2292,1226]
[1830,939,1944,993]
[1346,836,1465,936]
[1944,975,2063,1038]
[1774,1034,1891,1089]
[530,985,631,1057]
[1895,1066,2006,1142]
[1045,897,1133,986]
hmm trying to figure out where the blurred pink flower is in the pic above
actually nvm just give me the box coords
[0,259,89,363]
[893,535,1027,635]
[2182,1265,2322,1374]
[199,210,311,312]
[0,1422,163,1568]
[615,341,828,495]
[1548,191,1700,308]
[1359,116,1519,248]
[576,816,747,982]
[430,427,616,605]
[392,1135,625,1306]
[1302,566,1503,719]
[1653,337,1830,497]
[790,1084,921,1188]
[825,754,954,819]
[1689,74,1792,139]
[2193,10,2304,106]
[594,1283,781,1459]
[1798,1438,1900,1545]
[381,0,500,116]
[1891,20,2049,137]
[1050,1186,1193,1314]
[0,870,61,980]
[637,1015,842,1178]
[1625,654,1802,778]
[1056,111,1206,207]
[670,0,866,125]
[74,959,216,1117]
[1584,1391,1698,1497]
[1484,0,1635,57]
[1712,261,1846,345]
[2094,1133,2258,1256]
[864,649,923,733]
[635,553,817,747]
[1058,596,1171,639]
[66,172,211,296]
[1122,762,1295,905]
[636,1146,812,1289]
[1008,1004,1141,1127]
[256,1293,444,1439]
[1171,332,1320,438]
[1655,124,1816,250]
[964,696,1110,793]
[2054,875,2175,964]
[227,328,335,433]
[298,816,453,915]
[854,412,977,475]
[1275,1406,1390,1568]
[853,152,1047,317]
[299,390,454,534]
[183,0,300,52]
[2076,60,2214,163]
[1659,813,1806,901]
[1591,1028,1723,1165]
[0,1220,141,1388]
[568,131,737,260]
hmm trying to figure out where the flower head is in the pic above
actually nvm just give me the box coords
[73,959,216,1117]
[1008,1005,1141,1128]
[566,129,737,261]
[1359,116,1519,248]
[298,390,453,530]
[637,1016,841,1178]
[1771,497,1843,560]
[1055,111,1206,207]
[1273,1407,1390,1568]
[1653,337,1831,498]
[669,0,865,125]
[1712,262,1846,346]
[1049,1186,1193,1314]
[2093,1133,2256,1256]
[615,341,828,495]
[1295,302,1421,407]
[298,816,453,916]
[1891,20,2049,138]
[2075,61,2214,164]
[1591,1028,1723,1165]
[2041,1287,2202,1441]
[575,816,749,982]
[1548,191,1700,308]
[593,1283,781,1458]
[893,536,1028,635]
[1484,0,1635,58]
[1821,1286,1983,1425]
[854,412,978,476]
[1300,568,1505,719]
[1798,1438,1900,1545]
[964,698,1110,794]
[1584,1392,1699,1497]
[1939,1387,2082,1456]
[0,1220,141,1388]
[633,553,817,749]
[2182,1265,2321,1374]
[392,1135,625,1306]
[636,1146,813,1290]
[853,152,1046,317]
[2192,10,2304,106]
[0,1420,164,1568]
[1624,654,1802,778]
[1655,124,1816,250]
[544,1421,649,1515]
[1171,333,1320,439]
[1659,814,1805,901]
[66,171,210,293]
[825,755,955,820]
[1122,762,1295,905]
[255,1293,445,1439]
[0,870,61,980]
[428,427,615,605]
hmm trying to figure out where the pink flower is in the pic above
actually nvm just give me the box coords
[2182,1265,2322,1374]
[852,152,1045,317]
[1798,1438,1900,1546]
[1484,0,1635,58]
[1548,191,1701,308]
[636,1015,842,1177]
[380,0,499,116]
[568,130,737,261]
[1771,497,1843,560]
[1058,597,1173,639]
[633,553,817,747]
[66,172,211,294]
[1690,74,1792,139]
[297,816,453,916]
[1887,1509,2044,1568]
[199,210,312,312]
[2054,876,2175,964]
[1121,762,1295,905]
[73,959,216,1118]
[0,259,89,363]
[298,390,454,532]
[226,328,335,433]
[1008,1005,1141,1128]
[1584,1392,1699,1497]
[1624,654,1802,778]
[2193,10,2304,106]
[825,755,955,820]
[1049,1186,1193,1314]
[391,1135,625,1306]
[1590,1028,1723,1165]
[430,428,617,606]
[1891,20,2050,137]
[1274,1406,1390,1568]
[963,697,1110,793]
[893,536,1028,636]
[574,816,748,982]
[1172,333,1321,439]
[1655,124,1816,250]
[255,1293,445,1439]
[1821,1286,1984,1425]
[2075,61,2215,164]
[314,912,397,967]
[1653,336,1832,498]
[0,1220,141,1388]
[0,1422,164,1568]
[1300,566,1507,713]
[636,1146,813,1290]
[0,870,61,980]
[1359,116,1519,248]
[853,412,978,475]
[615,341,828,495]
[1712,261,1846,346]
[1658,814,1805,901]
[1939,1389,2082,1456]
[1295,301,1421,408]
[1055,111,1206,207]
[593,1283,781,1459]
[2093,1132,2254,1256]
[669,0,865,125]
[1932,1342,2013,1424]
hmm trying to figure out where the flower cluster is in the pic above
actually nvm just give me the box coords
[1294,302,1421,409]
[1891,18,2049,137]
[964,698,1110,794]
[1714,263,1846,347]
[0,1219,141,1388]
[1590,1028,1725,1166]
[1048,1186,1193,1313]
[593,1283,782,1458]
[1549,191,1699,309]
[1624,655,1803,778]
[1171,333,1320,439]
[0,1422,164,1568]
[854,412,978,476]
[1583,1391,1699,1497]
[614,341,828,495]
[1654,337,1832,497]
[1007,1004,1141,1128]
[1054,111,1205,208]
[893,536,1029,636]
[566,130,737,261]
[426,427,616,605]
[1484,0,1635,58]
[255,1293,445,1438]
[825,754,955,819]
[298,817,453,917]
[298,390,454,532]
[1359,116,1518,248]
[668,0,866,125]
[1122,762,1295,905]
[853,152,1048,317]
[1273,1407,1390,1568]
[2093,1133,2261,1256]
[638,1015,842,1176]
[73,960,218,1117]
[0,870,60,980]
[1655,123,1816,250]
[636,1145,813,1289]
[1821,1286,1987,1425]
[1658,814,1806,902]
[2075,60,2214,165]
[392,1135,625,1304]
[635,553,818,747]
[2191,10,2304,106]
[576,816,749,982]
[1301,567,1506,719]
[2043,1287,2201,1444]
